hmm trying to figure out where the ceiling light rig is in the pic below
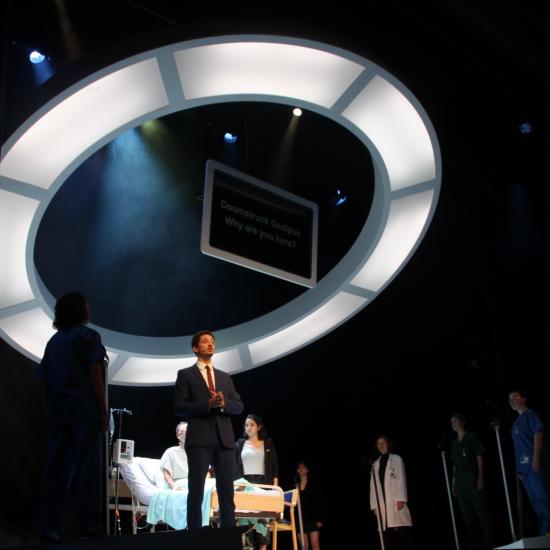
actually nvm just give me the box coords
[0,36,441,386]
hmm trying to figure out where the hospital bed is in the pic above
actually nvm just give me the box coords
[110,456,285,534]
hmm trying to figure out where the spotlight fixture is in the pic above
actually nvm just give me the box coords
[332,189,348,206]
[293,107,302,117]
[518,121,533,135]
[29,50,45,64]
[224,132,237,143]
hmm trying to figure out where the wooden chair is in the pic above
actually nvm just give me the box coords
[269,489,298,550]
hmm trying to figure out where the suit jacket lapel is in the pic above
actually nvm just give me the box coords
[192,363,211,397]
[212,367,223,391]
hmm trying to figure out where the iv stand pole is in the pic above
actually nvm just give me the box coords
[492,418,517,541]
[111,408,132,536]
[371,461,386,550]
[440,444,460,550]
[295,482,305,549]
[103,360,110,536]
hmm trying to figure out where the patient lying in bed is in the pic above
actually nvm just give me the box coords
[118,454,210,528]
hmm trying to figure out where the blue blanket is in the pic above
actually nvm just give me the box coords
[147,479,215,529]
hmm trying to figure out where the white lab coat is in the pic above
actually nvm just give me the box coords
[369,453,412,530]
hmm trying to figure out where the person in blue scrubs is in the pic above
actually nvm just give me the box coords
[509,390,550,535]
[38,292,108,542]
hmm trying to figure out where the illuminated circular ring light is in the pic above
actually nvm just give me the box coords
[0,36,441,386]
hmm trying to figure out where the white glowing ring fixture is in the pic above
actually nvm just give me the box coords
[0,36,441,386]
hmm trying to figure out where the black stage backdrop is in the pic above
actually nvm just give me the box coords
[1,2,550,549]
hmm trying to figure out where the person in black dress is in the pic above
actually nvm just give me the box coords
[296,460,325,550]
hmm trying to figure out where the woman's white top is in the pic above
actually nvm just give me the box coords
[241,440,265,476]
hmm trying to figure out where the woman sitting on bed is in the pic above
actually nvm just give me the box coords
[235,414,279,550]
[160,421,189,490]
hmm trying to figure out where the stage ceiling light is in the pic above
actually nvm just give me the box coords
[333,189,348,206]
[0,36,441,386]
[519,121,533,135]
[29,50,45,64]
[293,108,302,117]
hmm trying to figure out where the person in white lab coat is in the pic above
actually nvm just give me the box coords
[370,435,413,550]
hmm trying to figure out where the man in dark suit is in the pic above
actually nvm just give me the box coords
[174,330,243,529]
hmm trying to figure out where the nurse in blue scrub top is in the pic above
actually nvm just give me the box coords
[509,390,550,535]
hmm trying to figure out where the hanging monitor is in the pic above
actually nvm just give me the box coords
[201,160,318,287]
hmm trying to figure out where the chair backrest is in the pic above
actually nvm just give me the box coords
[271,488,299,550]
[284,489,298,507]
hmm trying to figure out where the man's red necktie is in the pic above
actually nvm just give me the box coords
[206,365,215,393]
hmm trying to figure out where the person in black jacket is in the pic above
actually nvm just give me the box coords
[173,330,243,529]
[235,414,279,550]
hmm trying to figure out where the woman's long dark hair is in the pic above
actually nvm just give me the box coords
[295,460,312,484]
[243,414,268,440]
[53,292,88,330]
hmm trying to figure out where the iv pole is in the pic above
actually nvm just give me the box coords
[370,459,386,550]
[439,442,460,550]
[295,481,305,549]
[103,359,110,536]
[111,408,132,536]
[492,417,517,541]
